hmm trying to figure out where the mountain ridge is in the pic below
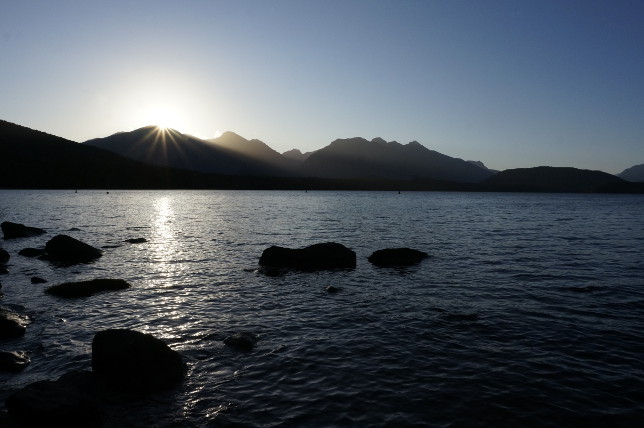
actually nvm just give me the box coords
[2,119,643,193]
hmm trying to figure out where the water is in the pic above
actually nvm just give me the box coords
[1,190,643,427]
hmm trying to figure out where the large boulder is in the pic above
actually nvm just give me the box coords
[45,279,130,298]
[43,235,102,265]
[0,307,29,339]
[368,248,429,267]
[0,350,31,372]
[1,222,46,239]
[92,329,185,391]
[0,248,9,264]
[5,371,101,428]
[259,242,356,271]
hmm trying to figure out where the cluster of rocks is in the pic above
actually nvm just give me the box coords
[259,242,429,272]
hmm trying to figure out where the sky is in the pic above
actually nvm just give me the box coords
[1,0,643,174]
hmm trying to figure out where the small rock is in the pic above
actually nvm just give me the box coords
[1,222,46,239]
[124,238,147,244]
[325,285,340,293]
[19,248,46,258]
[0,351,31,372]
[259,242,356,271]
[42,234,102,265]
[45,279,130,298]
[223,332,258,352]
[92,329,185,391]
[0,248,9,264]
[0,307,30,339]
[368,248,429,267]
[31,277,47,284]
[0,267,8,275]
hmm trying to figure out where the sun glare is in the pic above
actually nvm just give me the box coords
[142,105,185,131]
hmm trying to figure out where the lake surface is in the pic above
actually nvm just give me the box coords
[1,190,643,427]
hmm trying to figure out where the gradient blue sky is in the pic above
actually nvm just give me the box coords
[2,0,643,173]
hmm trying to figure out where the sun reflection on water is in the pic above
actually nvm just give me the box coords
[150,196,189,284]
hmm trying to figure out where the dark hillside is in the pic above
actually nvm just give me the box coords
[479,166,628,193]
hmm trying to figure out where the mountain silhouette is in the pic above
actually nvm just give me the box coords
[0,120,225,188]
[300,137,494,183]
[480,166,628,192]
[617,164,644,182]
[282,148,314,162]
[207,132,300,174]
[84,127,298,177]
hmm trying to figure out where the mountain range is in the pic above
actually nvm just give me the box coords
[1,119,643,192]
[85,127,494,183]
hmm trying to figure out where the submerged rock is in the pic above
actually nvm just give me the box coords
[124,238,147,244]
[30,277,47,284]
[0,307,29,339]
[259,242,356,271]
[1,221,46,239]
[92,329,185,391]
[368,248,429,267]
[5,370,101,428]
[0,248,9,264]
[224,332,258,352]
[42,234,102,265]
[45,279,130,298]
[0,350,31,372]
[325,285,340,293]
[18,248,46,258]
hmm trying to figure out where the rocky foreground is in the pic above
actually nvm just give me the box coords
[1,221,429,426]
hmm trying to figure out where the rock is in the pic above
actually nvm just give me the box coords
[45,279,130,298]
[18,247,46,258]
[0,248,9,264]
[367,248,429,267]
[30,277,47,284]
[0,307,29,339]
[0,267,8,275]
[0,351,31,372]
[42,234,102,265]
[259,242,356,271]
[1,222,46,239]
[325,285,340,293]
[5,370,101,428]
[223,332,258,352]
[92,329,185,391]
[124,238,147,244]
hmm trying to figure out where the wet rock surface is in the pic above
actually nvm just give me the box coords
[0,350,31,372]
[42,234,102,265]
[368,248,429,267]
[18,248,46,258]
[1,222,46,240]
[45,279,130,298]
[5,370,101,428]
[0,307,30,339]
[223,332,258,352]
[92,329,185,391]
[0,248,9,264]
[259,242,356,271]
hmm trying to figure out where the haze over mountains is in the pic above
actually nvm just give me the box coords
[1,119,643,192]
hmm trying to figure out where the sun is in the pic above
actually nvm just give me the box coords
[142,105,185,131]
